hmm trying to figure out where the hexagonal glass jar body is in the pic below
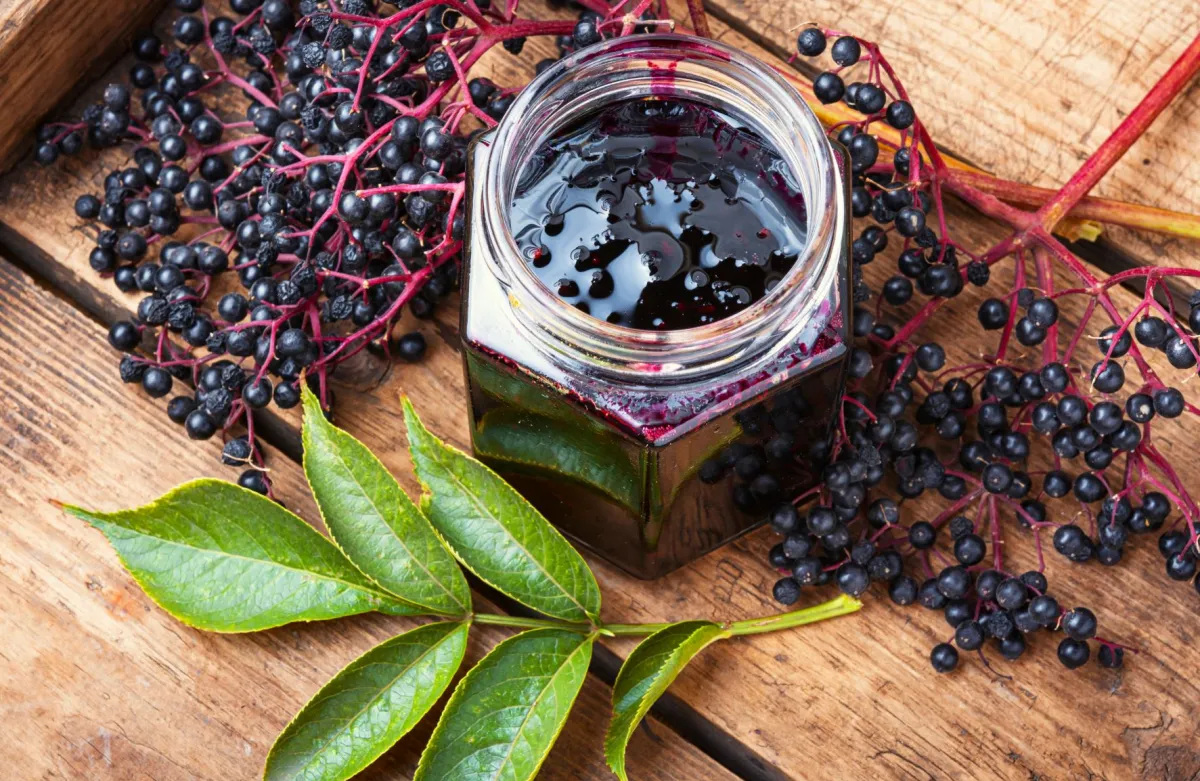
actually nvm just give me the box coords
[461,35,851,579]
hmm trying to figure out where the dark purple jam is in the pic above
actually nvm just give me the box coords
[510,98,807,330]
[461,92,850,579]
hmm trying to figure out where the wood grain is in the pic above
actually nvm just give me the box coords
[0,256,733,780]
[1,2,1200,779]
[701,0,1200,273]
[0,0,164,172]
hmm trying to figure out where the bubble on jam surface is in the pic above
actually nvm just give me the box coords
[510,98,808,330]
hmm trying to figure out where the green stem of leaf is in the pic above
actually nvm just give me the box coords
[599,622,674,636]
[472,613,596,632]
[472,595,861,638]
[725,595,863,636]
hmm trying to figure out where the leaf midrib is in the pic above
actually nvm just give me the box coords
[315,430,469,614]
[433,636,592,781]
[426,445,593,620]
[486,637,590,781]
[288,626,460,776]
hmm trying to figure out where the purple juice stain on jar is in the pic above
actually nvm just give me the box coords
[460,36,851,578]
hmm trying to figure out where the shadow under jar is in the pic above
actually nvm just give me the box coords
[461,35,851,579]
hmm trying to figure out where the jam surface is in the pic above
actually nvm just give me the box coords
[510,98,808,330]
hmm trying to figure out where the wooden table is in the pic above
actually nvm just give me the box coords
[2,1,1199,779]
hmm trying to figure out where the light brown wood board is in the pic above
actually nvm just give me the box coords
[1,1,1199,779]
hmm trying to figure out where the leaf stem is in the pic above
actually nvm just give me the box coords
[472,613,590,631]
[473,596,862,638]
[724,595,864,636]
[600,622,674,636]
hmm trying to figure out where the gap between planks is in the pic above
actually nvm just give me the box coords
[0,251,742,781]
[0,233,786,780]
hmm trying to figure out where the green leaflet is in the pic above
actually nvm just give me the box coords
[415,629,594,781]
[301,386,470,617]
[605,621,731,780]
[403,397,602,624]
[63,480,417,632]
[264,621,470,781]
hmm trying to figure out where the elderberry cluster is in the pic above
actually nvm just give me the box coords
[763,28,1200,673]
[40,0,617,491]
[794,28,977,307]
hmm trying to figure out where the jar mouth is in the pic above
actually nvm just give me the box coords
[478,34,844,385]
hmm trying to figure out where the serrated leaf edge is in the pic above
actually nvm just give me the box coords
[62,479,415,632]
[604,621,731,781]
[301,387,470,617]
[413,628,595,781]
[263,620,471,781]
[401,396,601,623]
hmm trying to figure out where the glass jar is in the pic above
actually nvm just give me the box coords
[461,34,851,579]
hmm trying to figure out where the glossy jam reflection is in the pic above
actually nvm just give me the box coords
[510,99,807,330]
[462,93,850,579]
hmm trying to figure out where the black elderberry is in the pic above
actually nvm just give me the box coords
[821,523,852,550]
[221,437,253,467]
[1057,637,1090,669]
[953,620,983,651]
[1153,388,1185,418]
[1019,570,1048,593]
[772,577,802,605]
[1089,360,1125,393]
[930,642,958,673]
[1164,334,1198,369]
[888,575,918,605]
[1039,362,1069,393]
[792,556,823,585]
[953,533,986,566]
[994,578,1027,610]
[813,72,845,104]
[830,36,862,66]
[1098,645,1124,669]
[1134,316,1168,347]
[1166,552,1197,581]
[1073,473,1105,504]
[796,27,827,56]
[238,469,269,495]
[943,599,971,628]
[1113,403,1149,437]
[936,566,970,600]
[905,521,934,549]
[836,563,870,597]
[885,100,915,129]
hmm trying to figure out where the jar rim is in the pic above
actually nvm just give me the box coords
[477,34,845,385]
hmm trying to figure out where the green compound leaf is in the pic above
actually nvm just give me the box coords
[403,397,601,624]
[302,386,470,617]
[414,628,594,781]
[605,621,731,781]
[264,621,470,781]
[62,480,418,632]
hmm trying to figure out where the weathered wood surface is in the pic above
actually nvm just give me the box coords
[0,256,734,780]
[1,0,1200,779]
[0,0,163,172]
[704,0,1200,275]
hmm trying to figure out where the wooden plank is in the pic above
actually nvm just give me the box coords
[0,256,734,781]
[0,0,164,172]
[2,2,1200,779]
[700,0,1200,273]
[287,203,1200,780]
